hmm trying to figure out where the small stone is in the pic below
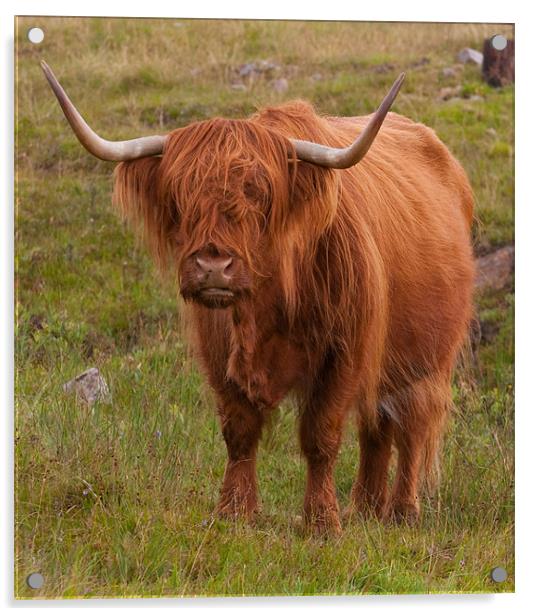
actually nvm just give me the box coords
[238,62,256,78]
[63,367,110,405]
[442,67,457,78]
[469,95,484,102]
[373,62,395,74]
[238,60,280,80]
[310,72,323,81]
[439,85,462,101]
[457,48,484,66]
[230,83,247,92]
[271,78,289,93]
[257,60,279,73]
[410,57,430,68]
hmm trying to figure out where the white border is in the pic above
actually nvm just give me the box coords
[2,1,535,614]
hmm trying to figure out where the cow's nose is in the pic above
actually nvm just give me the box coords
[195,255,233,286]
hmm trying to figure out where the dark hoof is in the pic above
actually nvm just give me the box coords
[215,498,259,522]
[304,508,342,536]
[343,499,387,522]
[386,501,420,526]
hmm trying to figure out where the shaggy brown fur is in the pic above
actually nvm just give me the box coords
[113,100,475,533]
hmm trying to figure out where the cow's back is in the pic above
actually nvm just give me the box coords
[330,112,475,386]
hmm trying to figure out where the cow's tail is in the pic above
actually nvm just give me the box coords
[422,410,448,494]
[422,314,477,492]
[420,372,455,494]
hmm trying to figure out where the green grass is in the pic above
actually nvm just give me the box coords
[15,17,514,597]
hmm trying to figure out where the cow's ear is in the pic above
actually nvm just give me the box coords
[113,157,176,272]
[286,157,339,239]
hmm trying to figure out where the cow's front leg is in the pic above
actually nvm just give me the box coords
[215,392,266,521]
[348,412,394,519]
[299,397,346,535]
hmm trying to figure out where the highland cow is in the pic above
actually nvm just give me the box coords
[42,61,475,533]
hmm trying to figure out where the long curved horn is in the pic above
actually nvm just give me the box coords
[290,72,405,169]
[40,61,166,161]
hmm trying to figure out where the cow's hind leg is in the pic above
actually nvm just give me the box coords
[388,373,452,524]
[347,411,394,519]
[216,390,266,521]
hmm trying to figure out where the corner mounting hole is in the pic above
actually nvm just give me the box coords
[490,566,507,583]
[28,27,45,44]
[491,34,507,51]
[26,572,44,589]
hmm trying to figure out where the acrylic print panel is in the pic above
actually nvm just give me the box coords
[15,16,514,598]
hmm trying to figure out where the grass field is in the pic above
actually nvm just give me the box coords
[15,17,514,598]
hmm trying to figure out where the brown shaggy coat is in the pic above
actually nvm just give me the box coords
[114,101,475,532]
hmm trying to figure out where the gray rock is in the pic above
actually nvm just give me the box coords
[442,67,457,78]
[475,245,514,292]
[238,60,280,79]
[257,60,279,73]
[457,48,483,66]
[372,62,395,74]
[271,78,289,93]
[410,57,430,68]
[230,83,247,92]
[63,367,110,405]
[439,85,462,101]
[239,62,257,78]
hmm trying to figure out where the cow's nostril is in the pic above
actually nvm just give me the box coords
[222,257,233,274]
[195,255,233,278]
[196,256,212,273]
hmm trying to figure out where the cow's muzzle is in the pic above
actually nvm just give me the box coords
[180,247,249,309]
